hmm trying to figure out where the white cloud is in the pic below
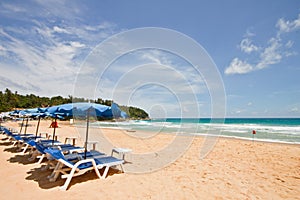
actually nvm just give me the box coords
[276,14,300,33]
[0,44,7,57]
[240,38,259,54]
[141,52,163,64]
[225,58,254,75]
[5,37,77,78]
[226,37,282,74]
[84,22,116,32]
[0,17,118,97]
[244,28,256,37]
[58,23,117,44]
[53,26,70,34]
[291,107,298,112]
[69,41,85,48]
[256,37,282,69]
[1,3,27,13]
[285,40,294,48]
[229,109,247,115]
[72,47,209,117]
[225,13,300,75]
[33,0,83,21]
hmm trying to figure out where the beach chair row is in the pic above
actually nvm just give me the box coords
[0,126,124,191]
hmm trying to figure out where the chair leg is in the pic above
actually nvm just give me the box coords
[100,166,110,179]
[93,163,101,179]
[12,140,17,146]
[21,144,29,154]
[60,167,77,191]
[119,164,124,173]
[28,150,39,161]
[37,154,45,164]
[48,162,63,182]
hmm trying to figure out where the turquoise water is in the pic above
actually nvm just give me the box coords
[94,118,300,144]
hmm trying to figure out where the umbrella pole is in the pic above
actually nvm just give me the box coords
[84,110,90,159]
[52,117,57,146]
[19,117,24,134]
[19,117,24,135]
[35,116,41,139]
[24,117,29,135]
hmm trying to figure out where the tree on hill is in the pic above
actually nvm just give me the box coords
[0,88,149,119]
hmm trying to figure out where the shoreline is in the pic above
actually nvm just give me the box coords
[3,118,300,151]
[82,118,300,145]
[69,121,300,146]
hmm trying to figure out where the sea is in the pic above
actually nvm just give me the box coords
[92,118,300,144]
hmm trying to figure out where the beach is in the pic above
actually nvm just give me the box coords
[0,119,299,199]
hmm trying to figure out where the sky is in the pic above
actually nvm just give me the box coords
[0,0,300,118]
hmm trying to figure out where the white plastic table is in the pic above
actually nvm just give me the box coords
[111,147,132,160]
[64,137,78,146]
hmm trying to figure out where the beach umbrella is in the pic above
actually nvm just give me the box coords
[111,102,129,119]
[76,102,128,158]
[45,102,127,157]
[16,111,32,135]
[84,107,91,158]
[22,108,40,114]
[19,117,25,134]
[24,117,29,135]
[72,103,112,159]
[28,112,47,139]
[43,105,62,145]
[45,103,100,146]
[10,106,59,143]
[45,102,108,147]
[47,102,117,119]
[35,115,41,139]
[16,109,47,135]
[9,110,20,117]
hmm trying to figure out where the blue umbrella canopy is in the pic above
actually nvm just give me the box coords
[9,110,21,117]
[8,107,47,135]
[9,108,46,118]
[44,102,128,151]
[111,102,129,119]
[44,102,122,119]
[64,102,113,118]
[22,108,40,114]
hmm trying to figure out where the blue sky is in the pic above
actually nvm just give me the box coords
[0,0,300,118]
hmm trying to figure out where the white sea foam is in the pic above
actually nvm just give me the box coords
[88,119,300,143]
[191,132,300,145]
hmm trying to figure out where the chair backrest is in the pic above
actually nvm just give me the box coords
[45,148,75,168]
[45,148,65,159]
[4,128,12,136]
[27,139,36,147]
[12,134,22,141]
[35,142,46,154]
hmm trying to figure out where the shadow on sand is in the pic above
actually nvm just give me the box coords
[4,146,22,153]
[25,165,122,190]
[8,154,36,165]
[0,141,13,146]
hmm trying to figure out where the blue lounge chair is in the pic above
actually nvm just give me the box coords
[29,140,84,164]
[45,148,124,191]
[2,127,38,147]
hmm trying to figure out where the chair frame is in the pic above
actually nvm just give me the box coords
[45,149,124,191]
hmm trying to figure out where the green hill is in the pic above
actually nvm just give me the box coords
[0,88,149,119]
